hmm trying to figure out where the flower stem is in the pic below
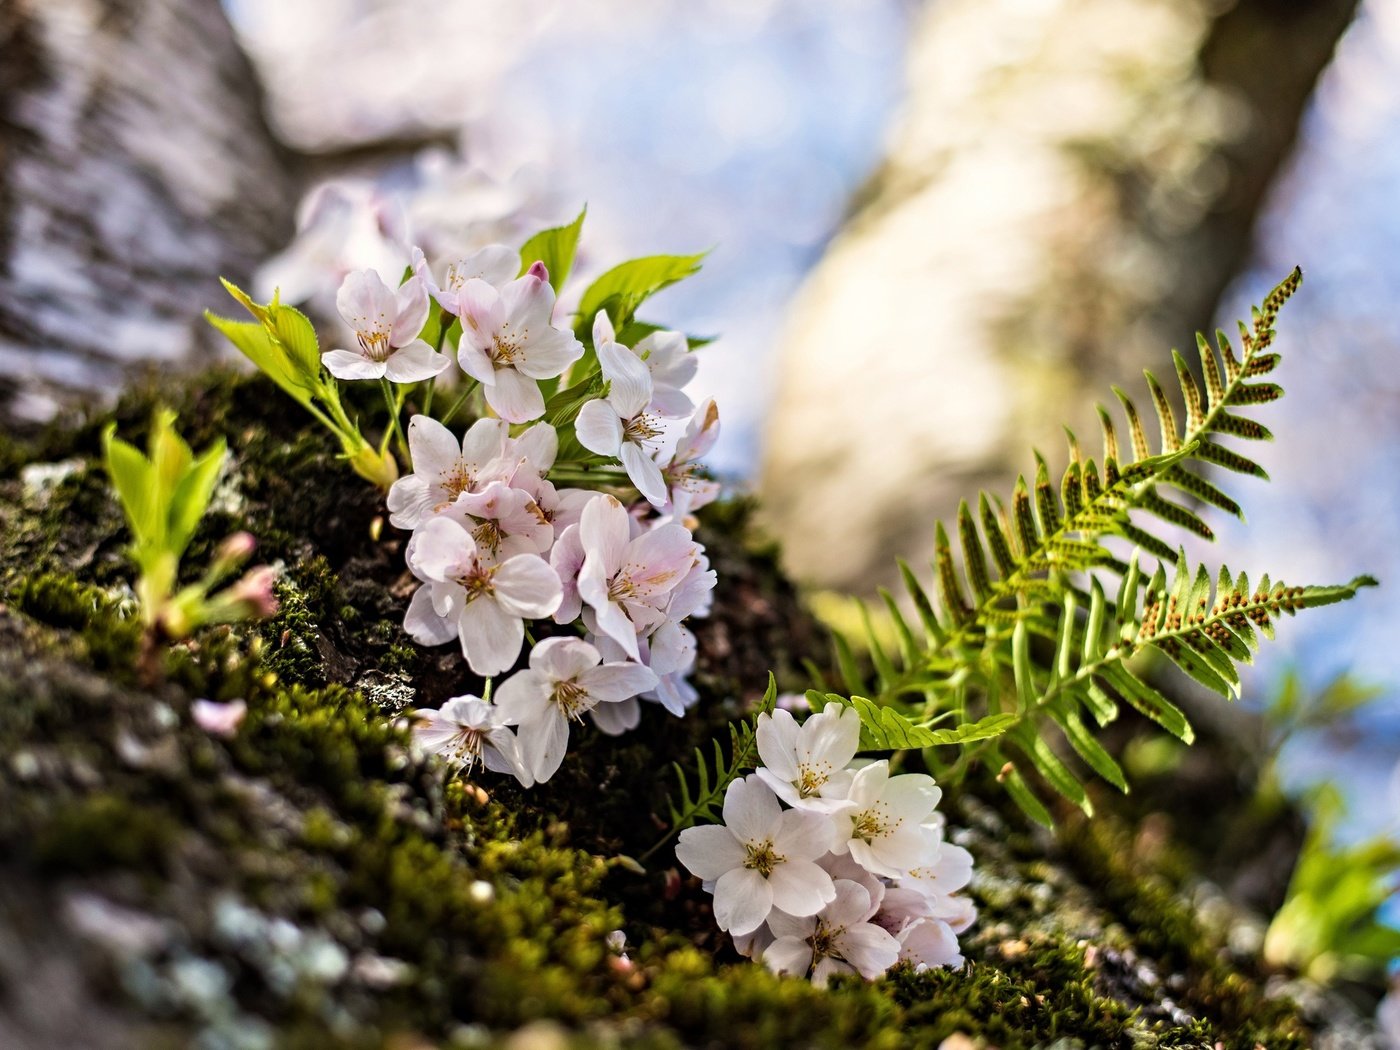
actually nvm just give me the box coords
[438,379,479,427]
[379,379,409,462]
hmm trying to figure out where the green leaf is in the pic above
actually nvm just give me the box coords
[519,207,587,292]
[101,427,153,544]
[999,762,1054,829]
[166,438,228,557]
[267,298,321,379]
[205,312,315,405]
[576,252,706,335]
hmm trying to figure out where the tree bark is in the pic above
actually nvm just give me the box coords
[0,0,294,426]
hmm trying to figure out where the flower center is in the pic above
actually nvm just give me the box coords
[743,840,783,877]
[491,324,524,365]
[472,519,503,555]
[607,574,637,602]
[623,413,662,444]
[796,761,831,798]
[446,726,484,770]
[357,327,393,362]
[439,462,473,501]
[550,679,592,720]
[851,804,895,842]
[809,919,837,960]
[455,564,497,600]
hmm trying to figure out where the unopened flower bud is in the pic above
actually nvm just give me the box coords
[218,531,257,562]
[229,566,279,619]
[526,260,549,283]
[349,444,399,491]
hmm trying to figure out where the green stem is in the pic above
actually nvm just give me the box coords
[438,379,479,427]
[380,379,409,461]
[421,377,435,419]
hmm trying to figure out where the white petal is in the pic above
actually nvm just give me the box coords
[516,326,584,380]
[773,808,838,863]
[501,270,556,334]
[883,773,941,824]
[722,775,782,845]
[763,936,814,979]
[624,523,698,597]
[457,339,496,385]
[461,417,510,472]
[592,309,616,348]
[336,269,395,330]
[527,636,599,680]
[410,516,476,582]
[492,668,553,725]
[837,923,901,979]
[712,867,774,936]
[386,475,433,530]
[579,495,630,576]
[799,704,862,770]
[483,368,545,424]
[756,709,802,781]
[824,879,876,927]
[458,597,524,677]
[406,415,462,479]
[621,441,668,507]
[461,244,520,288]
[597,341,654,418]
[403,584,456,646]
[457,278,505,346]
[577,662,659,702]
[512,422,558,474]
[518,708,570,783]
[391,275,431,346]
[675,824,747,881]
[589,696,639,735]
[321,349,384,381]
[492,555,562,619]
[384,340,450,382]
[767,861,836,918]
[575,399,623,456]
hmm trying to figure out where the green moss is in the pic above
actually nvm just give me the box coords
[0,371,1324,1049]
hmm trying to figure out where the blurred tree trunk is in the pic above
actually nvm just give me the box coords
[0,0,294,426]
[760,0,1359,592]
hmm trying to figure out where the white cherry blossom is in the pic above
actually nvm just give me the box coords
[322,269,448,382]
[574,313,668,506]
[576,494,698,660]
[831,761,942,879]
[662,398,722,519]
[457,267,584,423]
[755,706,862,813]
[633,328,697,418]
[409,695,524,781]
[386,416,508,529]
[494,637,657,783]
[412,244,519,313]
[447,480,553,559]
[675,775,836,936]
[763,879,900,987]
[403,516,561,676]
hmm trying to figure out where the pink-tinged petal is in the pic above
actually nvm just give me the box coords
[597,341,654,418]
[483,368,545,423]
[457,278,505,348]
[620,442,668,507]
[516,325,584,380]
[647,621,695,677]
[518,707,570,784]
[585,594,639,661]
[798,704,862,771]
[192,698,247,738]
[766,908,816,941]
[773,808,838,863]
[391,275,431,346]
[623,523,697,597]
[579,495,630,577]
[577,662,658,702]
[894,917,960,970]
[550,524,586,624]
[723,775,782,844]
[574,399,623,456]
[839,924,901,978]
[492,668,553,726]
[458,596,524,677]
[592,309,616,348]
[648,386,695,419]
[712,867,774,936]
[501,271,556,334]
[461,417,508,467]
[384,340,450,383]
[410,516,476,582]
[335,269,394,330]
[321,349,385,381]
[386,474,433,530]
[675,824,747,882]
[589,696,639,735]
[405,414,462,479]
[404,584,457,647]
[732,923,776,961]
[757,709,802,782]
[675,398,721,464]
[767,861,837,919]
[492,555,562,620]
[762,936,814,979]
[457,338,497,385]
[530,636,600,681]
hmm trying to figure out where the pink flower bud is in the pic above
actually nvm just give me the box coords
[192,698,247,738]
[217,531,257,562]
[526,260,549,283]
[230,566,279,618]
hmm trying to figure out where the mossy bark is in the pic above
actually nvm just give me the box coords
[0,373,1344,1049]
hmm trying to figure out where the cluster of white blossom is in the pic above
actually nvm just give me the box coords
[676,705,975,986]
[319,245,720,786]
